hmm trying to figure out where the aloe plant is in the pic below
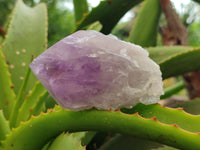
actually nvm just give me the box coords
[1,0,200,150]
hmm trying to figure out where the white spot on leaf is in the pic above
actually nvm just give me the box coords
[21,62,26,66]
[20,76,24,80]
[22,49,26,53]
[10,64,15,69]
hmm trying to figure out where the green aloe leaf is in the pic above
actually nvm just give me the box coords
[81,131,96,146]
[16,82,46,126]
[44,94,57,110]
[86,21,102,31]
[172,98,200,115]
[0,110,10,145]
[129,0,161,47]
[9,63,32,128]
[0,47,15,119]
[161,81,185,99]
[73,0,89,25]
[76,0,143,34]
[146,46,200,79]
[122,103,200,132]
[47,133,85,150]
[158,47,200,79]
[3,109,200,150]
[29,91,48,117]
[2,0,47,94]
[146,46,191,64]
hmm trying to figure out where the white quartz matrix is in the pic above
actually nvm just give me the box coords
[30,30,163,111]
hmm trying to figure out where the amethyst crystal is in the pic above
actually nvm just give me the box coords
[30,30,163,111]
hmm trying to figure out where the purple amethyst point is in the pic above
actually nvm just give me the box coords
[30,30,163,111]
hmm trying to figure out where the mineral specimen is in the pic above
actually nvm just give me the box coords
[30,30,163,111]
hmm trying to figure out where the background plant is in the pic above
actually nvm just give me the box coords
[1,0,200,149]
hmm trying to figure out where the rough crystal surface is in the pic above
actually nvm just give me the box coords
[30,30,163,111]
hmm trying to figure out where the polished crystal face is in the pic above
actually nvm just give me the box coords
[30,30,163,111]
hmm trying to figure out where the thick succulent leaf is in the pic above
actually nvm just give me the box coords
[99,135,177,150]
[147,46,191,64]
[121,103,200,132]
[41,142,50,150]
[147,46,192,64]
[44,94,57,110]
[47,133,85,150]
[161,81,185,99]
[0,47,15,119]
[0,110,10,145]
[73,0,89,24]
[9,64,32,128]
[172,98,200,115]
[3,109,200,150]
[2,0,47,94]
[129,0,161,47]
[146,46,200,79]
[159,47,200,79]
[81,131,96,146]
[86,21,102,31]
[76,0,143,34]
[16,82,46,126]
[72,132,86,141]
[29,91,49,116]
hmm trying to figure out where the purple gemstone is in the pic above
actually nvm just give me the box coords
[30,30,163,111]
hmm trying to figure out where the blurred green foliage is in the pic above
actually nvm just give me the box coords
[1,0,200,46]
[112,1,200,47]
[38,0,75,46]
[0,0,75,46]
[0,0,15,27]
